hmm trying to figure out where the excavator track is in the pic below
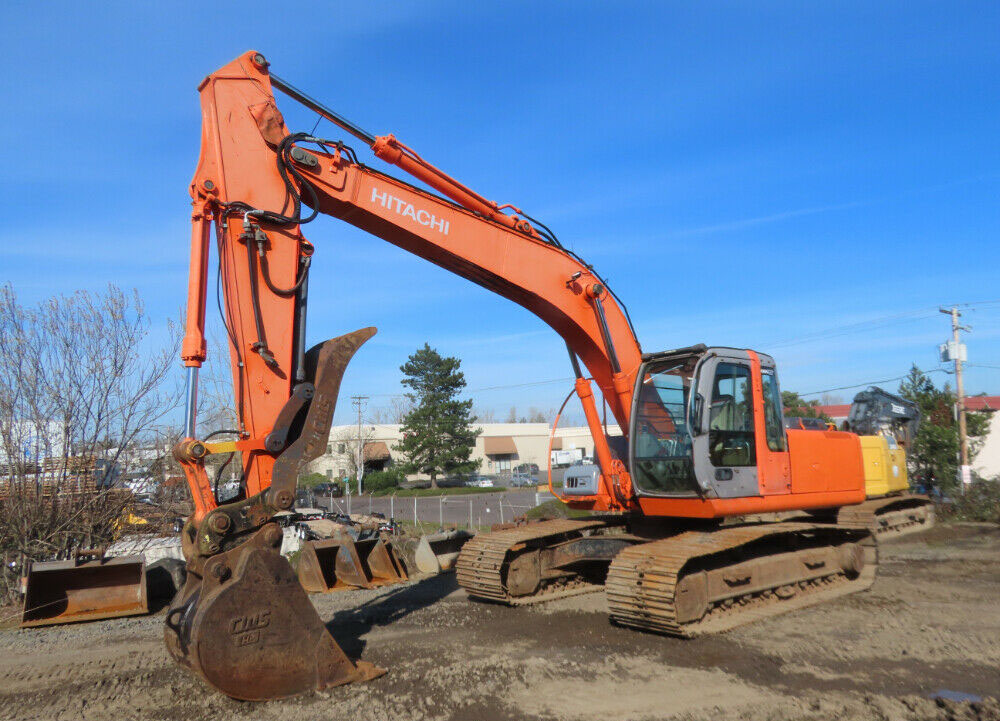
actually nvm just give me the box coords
[606,522,877,637]
[456,518,619,605]
[836,494,934,538]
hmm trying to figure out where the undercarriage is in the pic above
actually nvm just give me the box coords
[835,493,935,538]
[456,517,877,637]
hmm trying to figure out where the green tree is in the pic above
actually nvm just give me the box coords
[393,344,481,488]
[781,391,832,422]
[898,365,989,494]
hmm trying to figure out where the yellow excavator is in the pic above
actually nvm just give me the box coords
[788,387,933,536]
[839,386,934,536]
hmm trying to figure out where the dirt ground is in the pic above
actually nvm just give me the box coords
[1,522,998,721]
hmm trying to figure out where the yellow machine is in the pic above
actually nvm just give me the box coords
[837,387,934,536]
[858,434,910,498]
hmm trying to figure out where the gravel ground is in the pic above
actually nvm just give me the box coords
[0,522,997,721]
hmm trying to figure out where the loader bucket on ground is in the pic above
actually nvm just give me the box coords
[21,554,148,627]
[411,530,473,574]
[164,524,384,700]
[298,537,407,593]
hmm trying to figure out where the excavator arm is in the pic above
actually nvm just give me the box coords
[167,50,643,699]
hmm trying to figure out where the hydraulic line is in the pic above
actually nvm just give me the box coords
[590,289,622,374]
[257,237,311,297]
[242,226,277,368]
[294,258,309,383]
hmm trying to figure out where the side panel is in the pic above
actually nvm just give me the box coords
[859,435,910,497]
[886,446,910,494]
[859,435,893,497]
[787,429,865,494]
[636,485,865,518]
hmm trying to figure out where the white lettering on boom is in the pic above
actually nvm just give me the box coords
[370,186,449,235]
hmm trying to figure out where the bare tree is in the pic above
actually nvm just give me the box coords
[0,284,179,602]
[473,406,497,423]
[527,407,553,423]
[368,395,412,424]
[506,406,518,423]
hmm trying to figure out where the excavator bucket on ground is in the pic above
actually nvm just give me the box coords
[21,551,148,627]
[409,530,473,574]
[165,524,384,700]
[164,330,385,699]
[297,536,407,593]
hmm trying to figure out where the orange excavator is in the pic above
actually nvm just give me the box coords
[169,51,877,700]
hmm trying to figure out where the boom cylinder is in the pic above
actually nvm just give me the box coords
[574,377,623,508]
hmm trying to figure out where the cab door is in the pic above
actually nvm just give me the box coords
[693,353,759,498]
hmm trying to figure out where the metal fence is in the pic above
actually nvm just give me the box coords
[297,488,552,532]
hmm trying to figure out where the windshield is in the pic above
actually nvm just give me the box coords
[631,358,698,495]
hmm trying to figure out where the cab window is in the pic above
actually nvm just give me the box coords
[631,360,697,494]
[761,368,786,452]
[709,362,755,466]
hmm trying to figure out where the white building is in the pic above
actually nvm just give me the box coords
[309,422,623,482]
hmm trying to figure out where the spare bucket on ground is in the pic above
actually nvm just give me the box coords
[21,550,148,627]
[409,530,473,574]
[297,536,407,593]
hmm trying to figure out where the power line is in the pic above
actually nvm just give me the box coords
[365,376,577,399]
[799,368,950,397]
[761,299,1000,350]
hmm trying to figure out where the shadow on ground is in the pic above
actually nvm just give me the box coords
[325,573,459,658]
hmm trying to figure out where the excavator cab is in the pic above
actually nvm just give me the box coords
[628,345,788,501]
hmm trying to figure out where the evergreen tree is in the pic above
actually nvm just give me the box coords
[899,365,989,493]
[394,344,480,488]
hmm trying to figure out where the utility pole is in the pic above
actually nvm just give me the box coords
[351,395,368,496]
[939,307,970,492]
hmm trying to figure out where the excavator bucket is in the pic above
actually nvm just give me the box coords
[164,330,384,699]
[165,524,385,700]
[21,552,148,627]
[297,537,407,593]
[364,538,408,584]
[410,530,473,574]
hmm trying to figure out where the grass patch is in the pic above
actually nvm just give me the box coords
[392,519,490,534]
[373,486,506,497]
[524,499,594,520]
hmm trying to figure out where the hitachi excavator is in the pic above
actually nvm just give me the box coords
[169,51,877,700]
[833,387,934,536]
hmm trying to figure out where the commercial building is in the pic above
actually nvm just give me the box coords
[308,422,623,482]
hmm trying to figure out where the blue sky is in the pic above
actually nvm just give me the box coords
[2,1,998,425]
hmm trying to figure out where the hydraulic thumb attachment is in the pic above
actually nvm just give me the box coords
[166,328,384,700]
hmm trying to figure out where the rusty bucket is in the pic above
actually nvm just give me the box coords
[411,530,472,574]
[297,537,407,593]
[21,551,148,627]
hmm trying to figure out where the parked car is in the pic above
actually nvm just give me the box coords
[464,473,495,488]
[514,463,540,476]
[510,471,535,487]
[311,481,343,497]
